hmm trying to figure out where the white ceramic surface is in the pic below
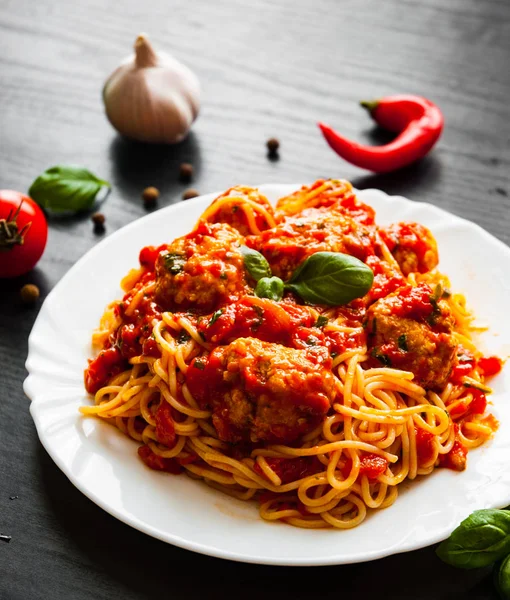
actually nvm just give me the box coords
[24,185,510,566]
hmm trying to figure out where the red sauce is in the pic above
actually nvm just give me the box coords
[134,417,147,433]
[177,454,199,466]
[197,296,297,345]
[341,453,388,480]
[116,273,162,360]
[139,244,168,271]
[383,284,435,321]
[138,445,183,474]
[365,255,405,302]
[359,453,388,479]
[468,388,487,415]
[415,428,435,465]
[325,330,361,356]
[450,361,475,384]
[253,457,322,484]
[84,347,126,394]
[478,356,503,377]
[185,351,226,408]
[195,294,364,357]
[337,194,375,226]
[155,401,177,448]
[438,440,467,471]
[380,223,430,266]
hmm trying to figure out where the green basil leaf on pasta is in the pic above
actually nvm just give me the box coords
[285,252,373,306]
[29,165,111,213]
[240,245,272,282]
[436,509,510,569]
[255,276,284,302]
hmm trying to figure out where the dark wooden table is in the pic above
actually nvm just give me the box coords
[1,0,509,598]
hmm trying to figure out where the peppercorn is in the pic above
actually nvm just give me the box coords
[182,188,199,200]
[91,213,105,226]
[267,137,280,157]
[179,163,194,183]
[91,212,106,234]
[142,186,160,209]
[20,284,40,305]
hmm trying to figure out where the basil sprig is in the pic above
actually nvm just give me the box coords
[255,276,284,301]
[285,252,373,306]
[436,509,510,569]
[240,245,271,281]
[436,508,510,598]
[29,165,111,213]
[240,247,373,306]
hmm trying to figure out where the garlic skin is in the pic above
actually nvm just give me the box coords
[103,34,200,144]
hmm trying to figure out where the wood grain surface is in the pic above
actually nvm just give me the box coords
[1,0,509,598]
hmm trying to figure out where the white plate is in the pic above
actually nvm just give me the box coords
[24,184,510,566]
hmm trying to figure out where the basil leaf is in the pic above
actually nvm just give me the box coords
[29,165,111,213]
[240,246,271,282]
[255,276,284,301]
[163,252,186,274]
[436,509,510,569]
[315,315,329,328]
[494,555,510,599]
[209,309,224,326]
[285,252,373,306]
[397,334,408,351]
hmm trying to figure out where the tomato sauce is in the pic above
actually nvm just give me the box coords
[138,445,183,474]
[415,428,435,465]
[478,356,503,377]
[155,401,177,448]
[383,284,436,321]
[380,223,430,267]
[253,457,322,484]
[139,244,168,271]
[365,255,405,302]
[194,295,364,358]
[341,453,388,480]
[438,441,467,471]
[84,346,126,394]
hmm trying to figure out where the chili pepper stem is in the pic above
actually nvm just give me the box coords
[360,100,379,113]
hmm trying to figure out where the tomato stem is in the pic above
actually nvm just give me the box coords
[0,200,32,251]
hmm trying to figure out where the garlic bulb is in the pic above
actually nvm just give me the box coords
[103,34,200,144]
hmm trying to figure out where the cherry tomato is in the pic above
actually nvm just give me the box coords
[0,190,48,278]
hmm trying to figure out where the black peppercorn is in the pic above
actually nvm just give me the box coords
[266,137,280,157]
[20,284,40,305]
[179,163,194,183]
[182,188,200,200]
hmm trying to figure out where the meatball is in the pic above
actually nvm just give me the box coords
[247,206,376,281]
[379,222,438,276]
[202,186,277,236]
[186,337,337,444]
[365,283,457,389]
[155,221,247,312]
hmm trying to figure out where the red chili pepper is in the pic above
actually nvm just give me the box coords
[318,95,444,173]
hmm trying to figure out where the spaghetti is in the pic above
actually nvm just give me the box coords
[82,180,502,529]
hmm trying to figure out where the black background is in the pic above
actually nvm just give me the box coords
[1,0,509,598]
